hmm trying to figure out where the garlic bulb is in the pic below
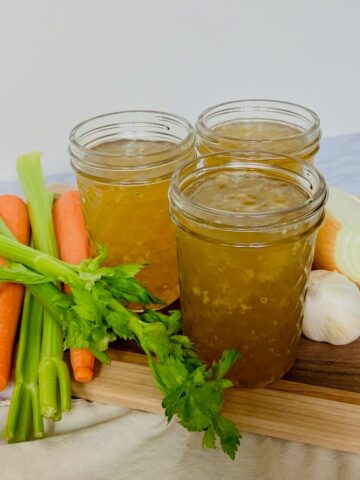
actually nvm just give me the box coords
[302,270,360,345]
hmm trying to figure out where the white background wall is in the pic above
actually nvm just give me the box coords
[1,0,359,180]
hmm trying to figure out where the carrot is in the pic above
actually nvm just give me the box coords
[69,348,95,383]
[0,195,30,391]
[53,190,95,383]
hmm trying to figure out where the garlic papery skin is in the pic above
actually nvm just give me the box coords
[302,270,360,345]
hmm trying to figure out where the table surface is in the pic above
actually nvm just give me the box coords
[0,134,360,480]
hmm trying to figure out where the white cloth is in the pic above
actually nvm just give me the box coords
[1,399,360,480]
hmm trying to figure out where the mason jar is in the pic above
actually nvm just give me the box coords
[196,100,321,162]
[69,111,195,306]
[169,151,327,387]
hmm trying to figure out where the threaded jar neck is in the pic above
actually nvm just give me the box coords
[70,110,195,184]
[169,151,327,246]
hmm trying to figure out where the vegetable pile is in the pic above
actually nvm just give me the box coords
[0,152,241,459]
[303,186,360,346]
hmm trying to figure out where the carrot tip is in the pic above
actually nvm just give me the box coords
[0,376,9,392]
[73,366,94,383]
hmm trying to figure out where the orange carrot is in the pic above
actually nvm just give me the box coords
[53,190,95,383]
[69,348,95,383]
[0,195,30,391]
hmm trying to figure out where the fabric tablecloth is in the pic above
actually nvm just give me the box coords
[1,134,360,480]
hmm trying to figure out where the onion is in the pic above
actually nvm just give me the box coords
[314,187,360,287]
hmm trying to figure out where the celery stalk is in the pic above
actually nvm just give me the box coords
[0,220,44,441]
[16,152,58,257]
[27,283,110,364]
[0,234,78,283]
[17,152,71,420]
[3,290,44,441]
[0,225,110,365]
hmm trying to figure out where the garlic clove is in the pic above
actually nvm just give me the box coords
[302,270,360,345]
[314,187,360,286]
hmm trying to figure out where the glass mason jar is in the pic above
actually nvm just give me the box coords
[70,111,195,306]
[196,100,321,162]
[169,152,327,387]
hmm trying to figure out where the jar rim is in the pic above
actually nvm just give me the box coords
[169,151,328,231]
[196,99,321,144]
[69,110,195,171]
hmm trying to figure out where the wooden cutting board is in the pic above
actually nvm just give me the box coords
[52,185,360,454]
[70,338,360,455]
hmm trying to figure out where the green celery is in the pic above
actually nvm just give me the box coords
[0,149,242,457]
[27,283,110,365]
[3,289,44,441]
[0,238,241,458]
[16,152,58,256]
[0,205,109,357]
[0,222,44,442]
[17,152,71,420]
[0,234,111,363]
[0,233,77,284]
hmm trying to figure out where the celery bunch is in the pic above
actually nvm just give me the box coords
[2,151,70,441]
[0,152,241,458]
[0,231,241,458]
[17,153,71,420]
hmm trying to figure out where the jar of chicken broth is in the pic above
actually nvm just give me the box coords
[70,111,195,306]
[196,100,321,162]
[169,152,327,386]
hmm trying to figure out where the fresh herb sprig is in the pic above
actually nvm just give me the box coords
[0,233,241,458]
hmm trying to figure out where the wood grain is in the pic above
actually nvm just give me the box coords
[71,349,360,454]
[285,336,360,393]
